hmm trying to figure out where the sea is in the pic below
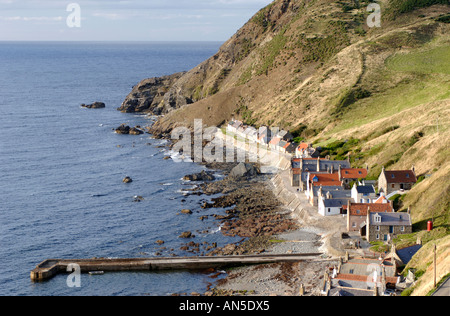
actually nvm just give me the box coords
[0,41,242,296]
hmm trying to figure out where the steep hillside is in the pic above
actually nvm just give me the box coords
[121,0,450,295]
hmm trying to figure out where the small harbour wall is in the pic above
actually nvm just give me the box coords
[30,254,322,281]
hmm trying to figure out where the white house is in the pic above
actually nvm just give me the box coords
[244,126,258,142]
[318,189,352,216]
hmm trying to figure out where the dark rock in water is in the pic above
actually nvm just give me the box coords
[156,240,165,245]
[183,170,216,182]
[228,163,260,179]
[180,209,193,215]
[129,127,144,135]
[115,124,144,135]
[116,124,130,134]
[179,231,193,238]
[133,195,144,202]
[81,102,106,109]
[123,176,133,184]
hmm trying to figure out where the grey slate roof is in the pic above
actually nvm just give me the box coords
[355,185,376,194]
[323,198,351,208]
[370,213,412,226]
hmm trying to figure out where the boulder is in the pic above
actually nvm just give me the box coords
[81,102,106,109]
[179,231,193,238]
[133,195,144,202]
[180,209,193,215]
[115,124,144,135]
[116,124,131,135]
[123,176,133,184]
[183,170,216,182]
[228,163,260,179]
[129,127,144,135]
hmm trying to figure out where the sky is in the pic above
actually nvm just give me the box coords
[0,0,274,41]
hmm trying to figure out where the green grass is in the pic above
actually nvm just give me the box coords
[256,30,288,76]
[388,0,449,18]
[386,46,450,75]
[327,74,450,133]
[370,241,389,253]
[393,227,449,249]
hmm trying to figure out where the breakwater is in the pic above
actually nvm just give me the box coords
[31,253,322,281]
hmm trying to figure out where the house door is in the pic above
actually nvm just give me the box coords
[360,225,366,237]
[389,226,394,234]
[384,234,388,242]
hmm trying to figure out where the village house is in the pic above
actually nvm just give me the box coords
[257,126,271,145]
[330,257,400,296]
[269,136,281,150]
[378,166,417,195]
[227,119,243,134]
[243,126,258,142]
[351,184,377,203]
[339,167,369,189]
[295,142,320,159]
[283,142,296,154]
[366,211,412,243]
[278,140,288,153]
[290,158,351,190]
[318,187,352,216]
[374,193,390,204]
[347,202,394,234]
[306,173,343,205]
[277,130,293,142]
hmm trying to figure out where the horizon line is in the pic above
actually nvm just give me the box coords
[0,39,226,43]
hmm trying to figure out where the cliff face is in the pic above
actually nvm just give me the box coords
[118,72,186,114]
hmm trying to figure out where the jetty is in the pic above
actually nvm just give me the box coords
[30,253,322,281]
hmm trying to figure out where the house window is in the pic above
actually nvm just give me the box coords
[375,215,382,223]
[376,234,380,240]
[401,226,405,232]
[328,208,331,213]
[376,226,380,231]
[356,210,360,215]
[352,222,356,228]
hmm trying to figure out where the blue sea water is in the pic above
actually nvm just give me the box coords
[0,41,239,296]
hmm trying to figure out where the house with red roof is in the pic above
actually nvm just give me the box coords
[347,202,394,234]
[306,172,343,205]
[295,142,319,158]
[339,167,368,189]
[269,136,281,150]
[378,166,417,195]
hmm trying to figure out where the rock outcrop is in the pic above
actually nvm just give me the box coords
[183,170,216,182]
[81,102,105,109]
[229,163,260,179]
[118,72,189,115]
[115,124,144,135]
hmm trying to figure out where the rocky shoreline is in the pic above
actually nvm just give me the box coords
[176,161,298,257]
